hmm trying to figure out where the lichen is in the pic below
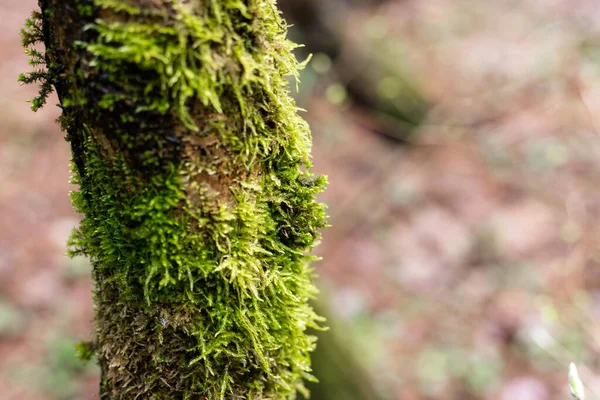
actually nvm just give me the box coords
[22,0,327,398]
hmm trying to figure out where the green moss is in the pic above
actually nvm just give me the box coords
[19,11,53,111]
[73,340,96,363]
[23,0,327,398]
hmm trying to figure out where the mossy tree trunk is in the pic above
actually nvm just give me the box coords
[21,1,327,398]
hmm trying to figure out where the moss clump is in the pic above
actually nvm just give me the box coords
[23,0,327,398]
[19,10,54,111]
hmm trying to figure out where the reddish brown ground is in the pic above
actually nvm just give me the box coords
[3,0,600,399]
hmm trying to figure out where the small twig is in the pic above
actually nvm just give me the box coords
[570,363,586,400]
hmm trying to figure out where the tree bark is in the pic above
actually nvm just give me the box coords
[22,1,327,398]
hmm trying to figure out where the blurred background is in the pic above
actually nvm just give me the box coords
[3,0,600,399]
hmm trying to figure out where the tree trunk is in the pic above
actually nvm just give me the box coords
[21,1,327,398]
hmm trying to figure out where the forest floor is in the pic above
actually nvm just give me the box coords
[3,0,600,399]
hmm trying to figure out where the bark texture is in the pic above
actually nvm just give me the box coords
[21,1,327,398]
